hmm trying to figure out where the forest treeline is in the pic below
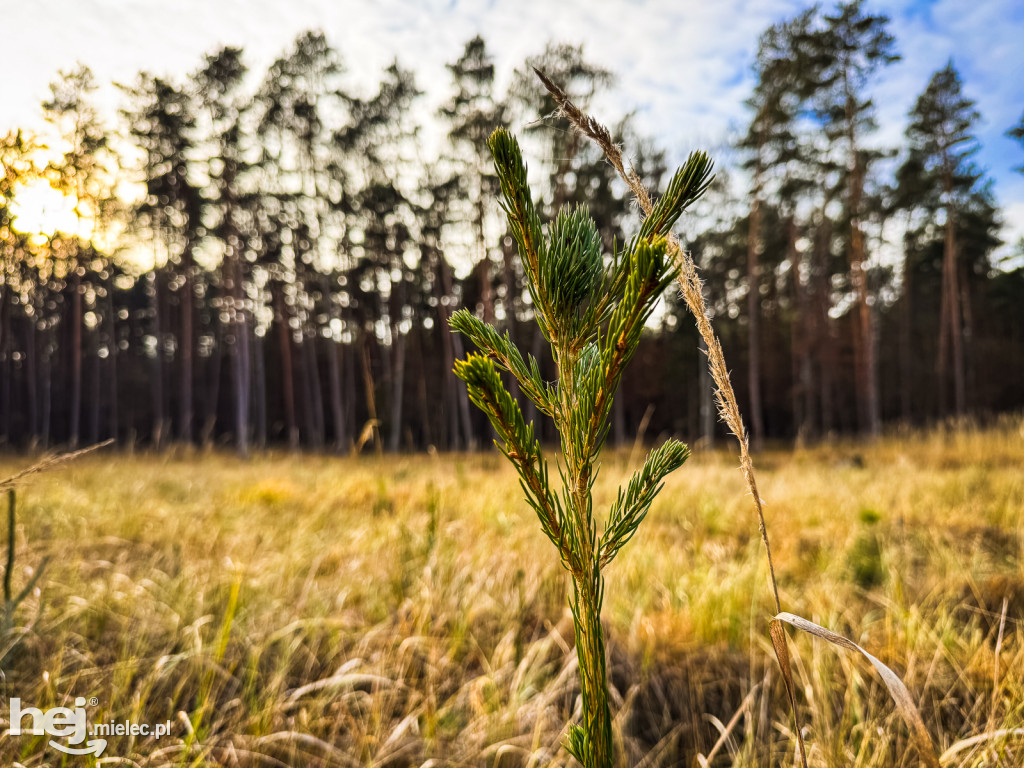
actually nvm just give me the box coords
[1,1,1023,454]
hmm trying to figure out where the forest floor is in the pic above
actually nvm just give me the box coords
[0,418,1022,766]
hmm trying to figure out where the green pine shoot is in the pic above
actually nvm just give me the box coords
[451,127,713,768]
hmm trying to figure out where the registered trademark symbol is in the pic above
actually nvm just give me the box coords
[88,697,98,707]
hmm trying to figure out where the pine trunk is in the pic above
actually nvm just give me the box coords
[26,316,38,449]
[253,330,267,449]
[570,571,613,768]
[180,248,195,443]
[235,308,251,455]
[88,307,101,445]
[150,271,166,449]
[106,270,119,442]
[746,197,765,449]
[502,237,522,406]
[388,330,406,452]
[40,329,52,449]
[959,253,975,411]
[937,168,965,416]
[322,276,346,451]
[0,285,10,443]
[699,334,715,446]
[436,252,475,450]
[413,330,432,448]
[274,287,299,449]
[70,269,82,448]
[844,83,880,436]
[899,227,913,423]
[814,215,835,435]
[201,315,223,448]
[789,217,813,441]
[848,159,880,436]
[302,329,325,449]
[360,339,380,452]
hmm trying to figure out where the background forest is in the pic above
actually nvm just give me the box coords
[1,1,1023,455]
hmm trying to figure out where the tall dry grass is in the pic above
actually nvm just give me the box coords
[0,419,1020,765]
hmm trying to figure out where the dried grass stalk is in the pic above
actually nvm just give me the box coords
[534,68,943,768]
[534,66,781,612]
[0,439,114,493]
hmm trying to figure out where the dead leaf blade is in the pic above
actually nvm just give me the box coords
[774,611,940,768]
[769,618,809,768]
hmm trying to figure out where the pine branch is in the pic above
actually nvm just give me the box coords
[573,237,677,465]
[638,153,715,240]
[601,439,690,568]
[453,354,576,573]
[487,128,556,340]
[449,309,555,415]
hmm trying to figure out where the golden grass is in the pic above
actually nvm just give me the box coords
[0,418,1022,766]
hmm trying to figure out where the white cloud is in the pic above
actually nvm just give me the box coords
[5,0,1023,251]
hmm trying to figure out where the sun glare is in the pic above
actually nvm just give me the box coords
[9,178,84,240]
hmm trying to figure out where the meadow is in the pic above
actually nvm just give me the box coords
[0,419,1022,766]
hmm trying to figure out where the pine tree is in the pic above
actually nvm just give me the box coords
[338,61,422,452]
[193,47,252,454]
[903,61,981,416]
[0,133,41,444]
[801,0,898,436]
[43,65,115,448]
[419,174,475,451]
[740,14,811,446]
[121,73,203,444]
[441,36,506,326]
[257,31,349,450]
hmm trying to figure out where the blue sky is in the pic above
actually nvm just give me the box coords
[4,0,1023,253]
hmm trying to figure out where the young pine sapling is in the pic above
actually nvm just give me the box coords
[451,128,713,768]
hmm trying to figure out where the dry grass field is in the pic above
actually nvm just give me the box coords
[0,418,1022,766]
